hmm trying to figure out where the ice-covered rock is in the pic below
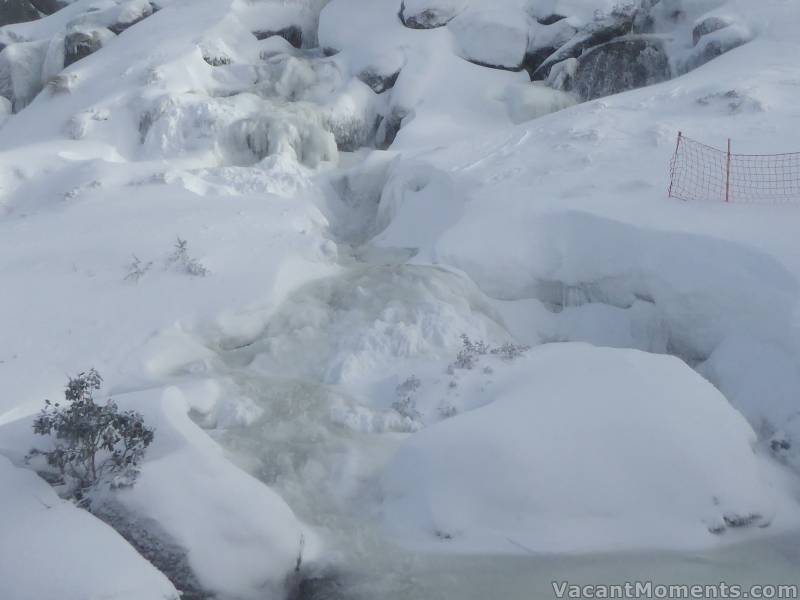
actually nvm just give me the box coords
[400,0,468,29]
[448,8,529,70]
[567,37,671,100]
[64,25,115,67]
[0,0,40,27]
[382,343,790,553]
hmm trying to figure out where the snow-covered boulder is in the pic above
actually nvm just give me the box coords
[0,456,179,600]
[692,15,733,46]
[64,25,115,67]
[382,344,793,553]
[448,8,529,70]
[66,0,155,35]
[400,0,468,29]
[681,21,752,73]
[568,37,671,100]
[531,10,634,80]
[0,0,40,27]
[0,39,48,110]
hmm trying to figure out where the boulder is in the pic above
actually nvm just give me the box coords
[253,25,303,49]
[376,106,409,150]
[357,67,400,94]
[448,9,529,71]
[681,24,751,73]
[523,18,576,77]
[692,16,731,45]
[567,37,670,100]
[399,0,468,29]
[64,27,116,67]
[531,12,634,80]
[0,0,40,26]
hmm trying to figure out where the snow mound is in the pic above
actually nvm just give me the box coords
[382,343,796,553]
[0,455,178,600]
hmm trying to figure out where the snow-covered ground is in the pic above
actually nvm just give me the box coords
[1,0,800,598]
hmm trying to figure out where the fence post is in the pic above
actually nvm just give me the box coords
[669,131,682,199]
[725,138,732,203]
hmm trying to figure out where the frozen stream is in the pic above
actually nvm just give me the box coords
[195,255,800,599]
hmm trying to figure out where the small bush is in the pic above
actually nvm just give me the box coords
[124,254,153,283]
[166,237,208,277]
[392,375,422,421]
[29,369,154,502]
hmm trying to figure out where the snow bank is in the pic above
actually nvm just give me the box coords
[382,343,797,553]
[0,455,178,600]
[108,385,316,599]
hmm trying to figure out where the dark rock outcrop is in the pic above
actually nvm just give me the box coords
[253,25,303,49]
[0,0,40,26]
[567,37,671,100]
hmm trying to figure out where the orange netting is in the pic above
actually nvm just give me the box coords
[669,133,800,203]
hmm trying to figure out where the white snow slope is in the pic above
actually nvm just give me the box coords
[1,0,800,598]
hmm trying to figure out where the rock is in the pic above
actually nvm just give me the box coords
[253,25,303,49]
[523,19,576,78]
[681,24,751,73]
[536,14,566,26]
[399,0,467,29]
[448,9,529,71]
[0,0,40,26]
[531,11,634,80]
[376,106,409,150]
[567,37,671,101]
[357,67,400,94]
[64,27,116,67]
[692,16,732,45]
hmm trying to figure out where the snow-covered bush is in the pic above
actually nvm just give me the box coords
[392,375,422,421]
[124,254,153,283]
[166,237,208,277]
[29,370,154,502]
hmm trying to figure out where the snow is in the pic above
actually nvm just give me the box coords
[0,455,178,600]
[382,343,799,553]
[1,0,800,597]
